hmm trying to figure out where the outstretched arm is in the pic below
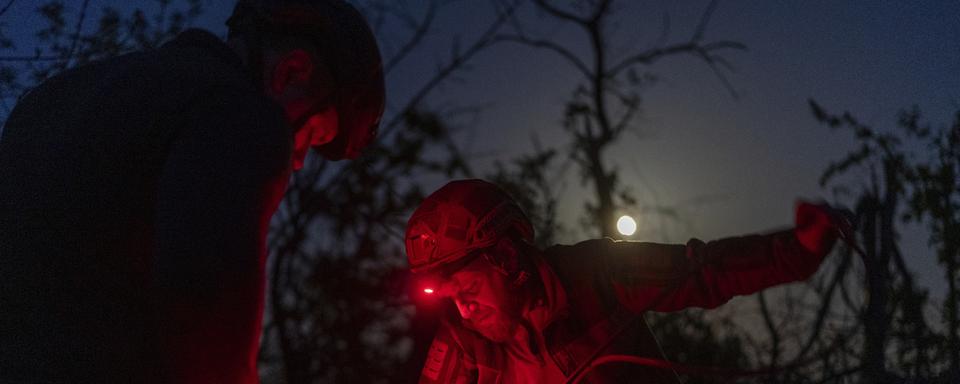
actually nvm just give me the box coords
[600,202,839,313]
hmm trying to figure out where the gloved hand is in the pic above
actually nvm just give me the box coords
[794,200,845,256]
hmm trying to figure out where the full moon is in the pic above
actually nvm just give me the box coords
[616,215,637,236]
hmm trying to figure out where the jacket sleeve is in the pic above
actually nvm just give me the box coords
[418,322,479,384]
[595,229,829,313]
[153,87,290,383]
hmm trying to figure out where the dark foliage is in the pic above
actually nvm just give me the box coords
[0,0,202,116]
[800,100,960,382]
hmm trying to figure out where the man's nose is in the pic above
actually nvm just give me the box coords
[455,300,479,320]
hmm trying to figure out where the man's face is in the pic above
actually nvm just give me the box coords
[262,48,340,169]
[436,256,524,343]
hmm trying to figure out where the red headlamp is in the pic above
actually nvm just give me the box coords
[418,278,446,299]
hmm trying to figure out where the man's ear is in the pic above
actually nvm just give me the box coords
[491,237,519,275]
[270,49,314,94]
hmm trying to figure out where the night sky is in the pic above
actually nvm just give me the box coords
[4,0,958,297]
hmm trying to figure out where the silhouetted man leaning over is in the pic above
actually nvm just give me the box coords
[0,1,383,382]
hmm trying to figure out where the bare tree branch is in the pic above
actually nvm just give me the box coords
[380,0,520,137]
[383,0,438,74]
[758,291,782,369]
[693,46,743,98]
[63,0,91,69]
[531,0,588,24]
[495,0,526,36]
[796,248,855,360]
[691,0,718,42]
[607,40,745,78]
[589,0,612,24]
[0,0,15,18]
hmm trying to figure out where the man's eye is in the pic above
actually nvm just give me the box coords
[464,282,479,294]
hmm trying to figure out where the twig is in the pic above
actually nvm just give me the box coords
[531,0,588,25]
[63,0,91,69]
[0,0,15,18]
[383,0,438,74]
[796,247,854,360]
[758,291,782,371]
[607,40,745,78]
[380,0,520,138]
[691,0,718,42]
[696,48,741,98]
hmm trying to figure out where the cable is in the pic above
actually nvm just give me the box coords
[568,353,831,384]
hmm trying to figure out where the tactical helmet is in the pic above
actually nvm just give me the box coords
[227,0,385,160]
[405,179,534,274]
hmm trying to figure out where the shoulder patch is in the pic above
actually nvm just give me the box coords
[423,339,450,381]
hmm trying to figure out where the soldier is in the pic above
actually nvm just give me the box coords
[0,1,383,382]
[405,179,841,383]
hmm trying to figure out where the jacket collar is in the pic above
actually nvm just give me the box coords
[525,249,569,333]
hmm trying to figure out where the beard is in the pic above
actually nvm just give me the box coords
[471,312,518,342]
[464,297,524,343]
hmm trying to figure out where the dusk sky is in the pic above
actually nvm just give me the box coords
[393,0,960,300]
[4,0,958,298]
[378,0,958,299]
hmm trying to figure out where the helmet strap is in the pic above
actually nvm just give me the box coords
[489,235,538,291]
[512,269,531,288]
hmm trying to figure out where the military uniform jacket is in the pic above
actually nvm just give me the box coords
[419,230,827,383]
[0,29,291,383]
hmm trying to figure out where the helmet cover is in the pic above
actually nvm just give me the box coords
[405,179,534,274]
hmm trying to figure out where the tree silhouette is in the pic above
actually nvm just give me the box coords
[494,0,744,238]
[902,108,960,376]
[0,0,203,118]
[795,100,959,383]
[492,1,752,382]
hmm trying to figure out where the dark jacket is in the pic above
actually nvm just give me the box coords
[0,29,290,383]
[419,230,827,383]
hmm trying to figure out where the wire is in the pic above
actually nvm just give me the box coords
[568,354,821,384]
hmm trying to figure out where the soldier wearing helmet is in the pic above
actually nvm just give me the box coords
[0,1,383,383]
[406,179,841,383]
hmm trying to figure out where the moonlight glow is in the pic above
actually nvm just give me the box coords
[617,215,637,236]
